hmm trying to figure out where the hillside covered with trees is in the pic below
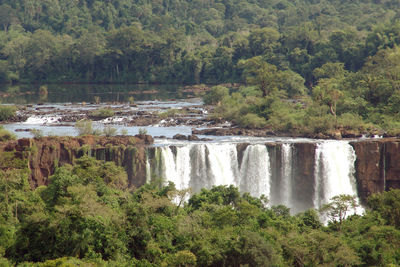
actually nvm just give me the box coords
[0,0,399,84]
[2,1,400,135]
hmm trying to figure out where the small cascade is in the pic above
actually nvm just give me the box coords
[280,143,293,207]
[145,157,151,184]
[239,144,271,198]
[313,141,361,212]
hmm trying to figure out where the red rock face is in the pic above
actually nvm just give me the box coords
[384,142,400,191]
[351,139,400,204]
[3,136,400,203]
[0,135,152,189]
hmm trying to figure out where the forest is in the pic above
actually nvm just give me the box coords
[0,154,399,266]
[0,0,400,85]
[1,1,400,265]
[2,0,400,134]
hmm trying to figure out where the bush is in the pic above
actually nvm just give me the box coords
[0,105,16,121]
[158,108,186,119]
[89,108,115,119]
[31,129,44,138]
[75,120,101,135]
[103,125,118,137]
[305,114,335,134]
[0,126,15,141]
[203,86,229,105]
[237,113,267,129]
[337,113,366,131]
[139,128,148,135]
[39,85,48,96]
[212,92,247,120]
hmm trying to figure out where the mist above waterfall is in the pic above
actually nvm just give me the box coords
[148,140,362,214]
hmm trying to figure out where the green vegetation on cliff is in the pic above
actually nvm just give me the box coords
[0,154,400,266]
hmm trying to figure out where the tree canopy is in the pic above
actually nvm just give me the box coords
[0,0,399,85]
[1,154,400,266]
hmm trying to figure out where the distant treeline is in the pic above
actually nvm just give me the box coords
[1,0,400,84]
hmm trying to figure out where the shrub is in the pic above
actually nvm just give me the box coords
[203,86,229,105]
[0,126,16,141]
[31,129,44,138]
[0,105,16,121]
[75,120,101,135]
[103,125,118,137]
[139,128,148,135]
[337,113,366,131]
[237,113,267,129]
[89,108,114,119]
[158,108,186,119]
[305,114,335,134]
[94,96,101,104]
[212,92,247,120]
[39,85,48,96]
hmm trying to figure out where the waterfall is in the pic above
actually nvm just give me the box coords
[160,146,191,190]
[239,144,271,198]
[147,141,363,214]
[189,144,211,191]
[280,143,293,207]
[313,141,361,212]
[205,144,239,187]
[145,157,151,183]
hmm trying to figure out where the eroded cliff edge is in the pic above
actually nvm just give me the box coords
[2,136,400,205]
[350,139,400,203]
[0,135,153,188]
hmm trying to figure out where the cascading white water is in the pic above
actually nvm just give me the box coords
[160,146,191,190]
[239,145,271,198]
[280,143,293,207]
[149,140,363,214]
[145,157,151,183]
[205,144,239,187]
[313,141,361,213]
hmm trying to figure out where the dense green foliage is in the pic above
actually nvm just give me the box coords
[0,0,399,85]
[208,48,400,135]
[1,0,400,134]
[1,155,400,266]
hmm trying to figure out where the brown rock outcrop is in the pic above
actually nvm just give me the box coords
[351,139,400,203]
[0,135,153,189]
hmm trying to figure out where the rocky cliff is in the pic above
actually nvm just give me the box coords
[2,135,400,204]
[0,135,153,188]
[351,139,400,203]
